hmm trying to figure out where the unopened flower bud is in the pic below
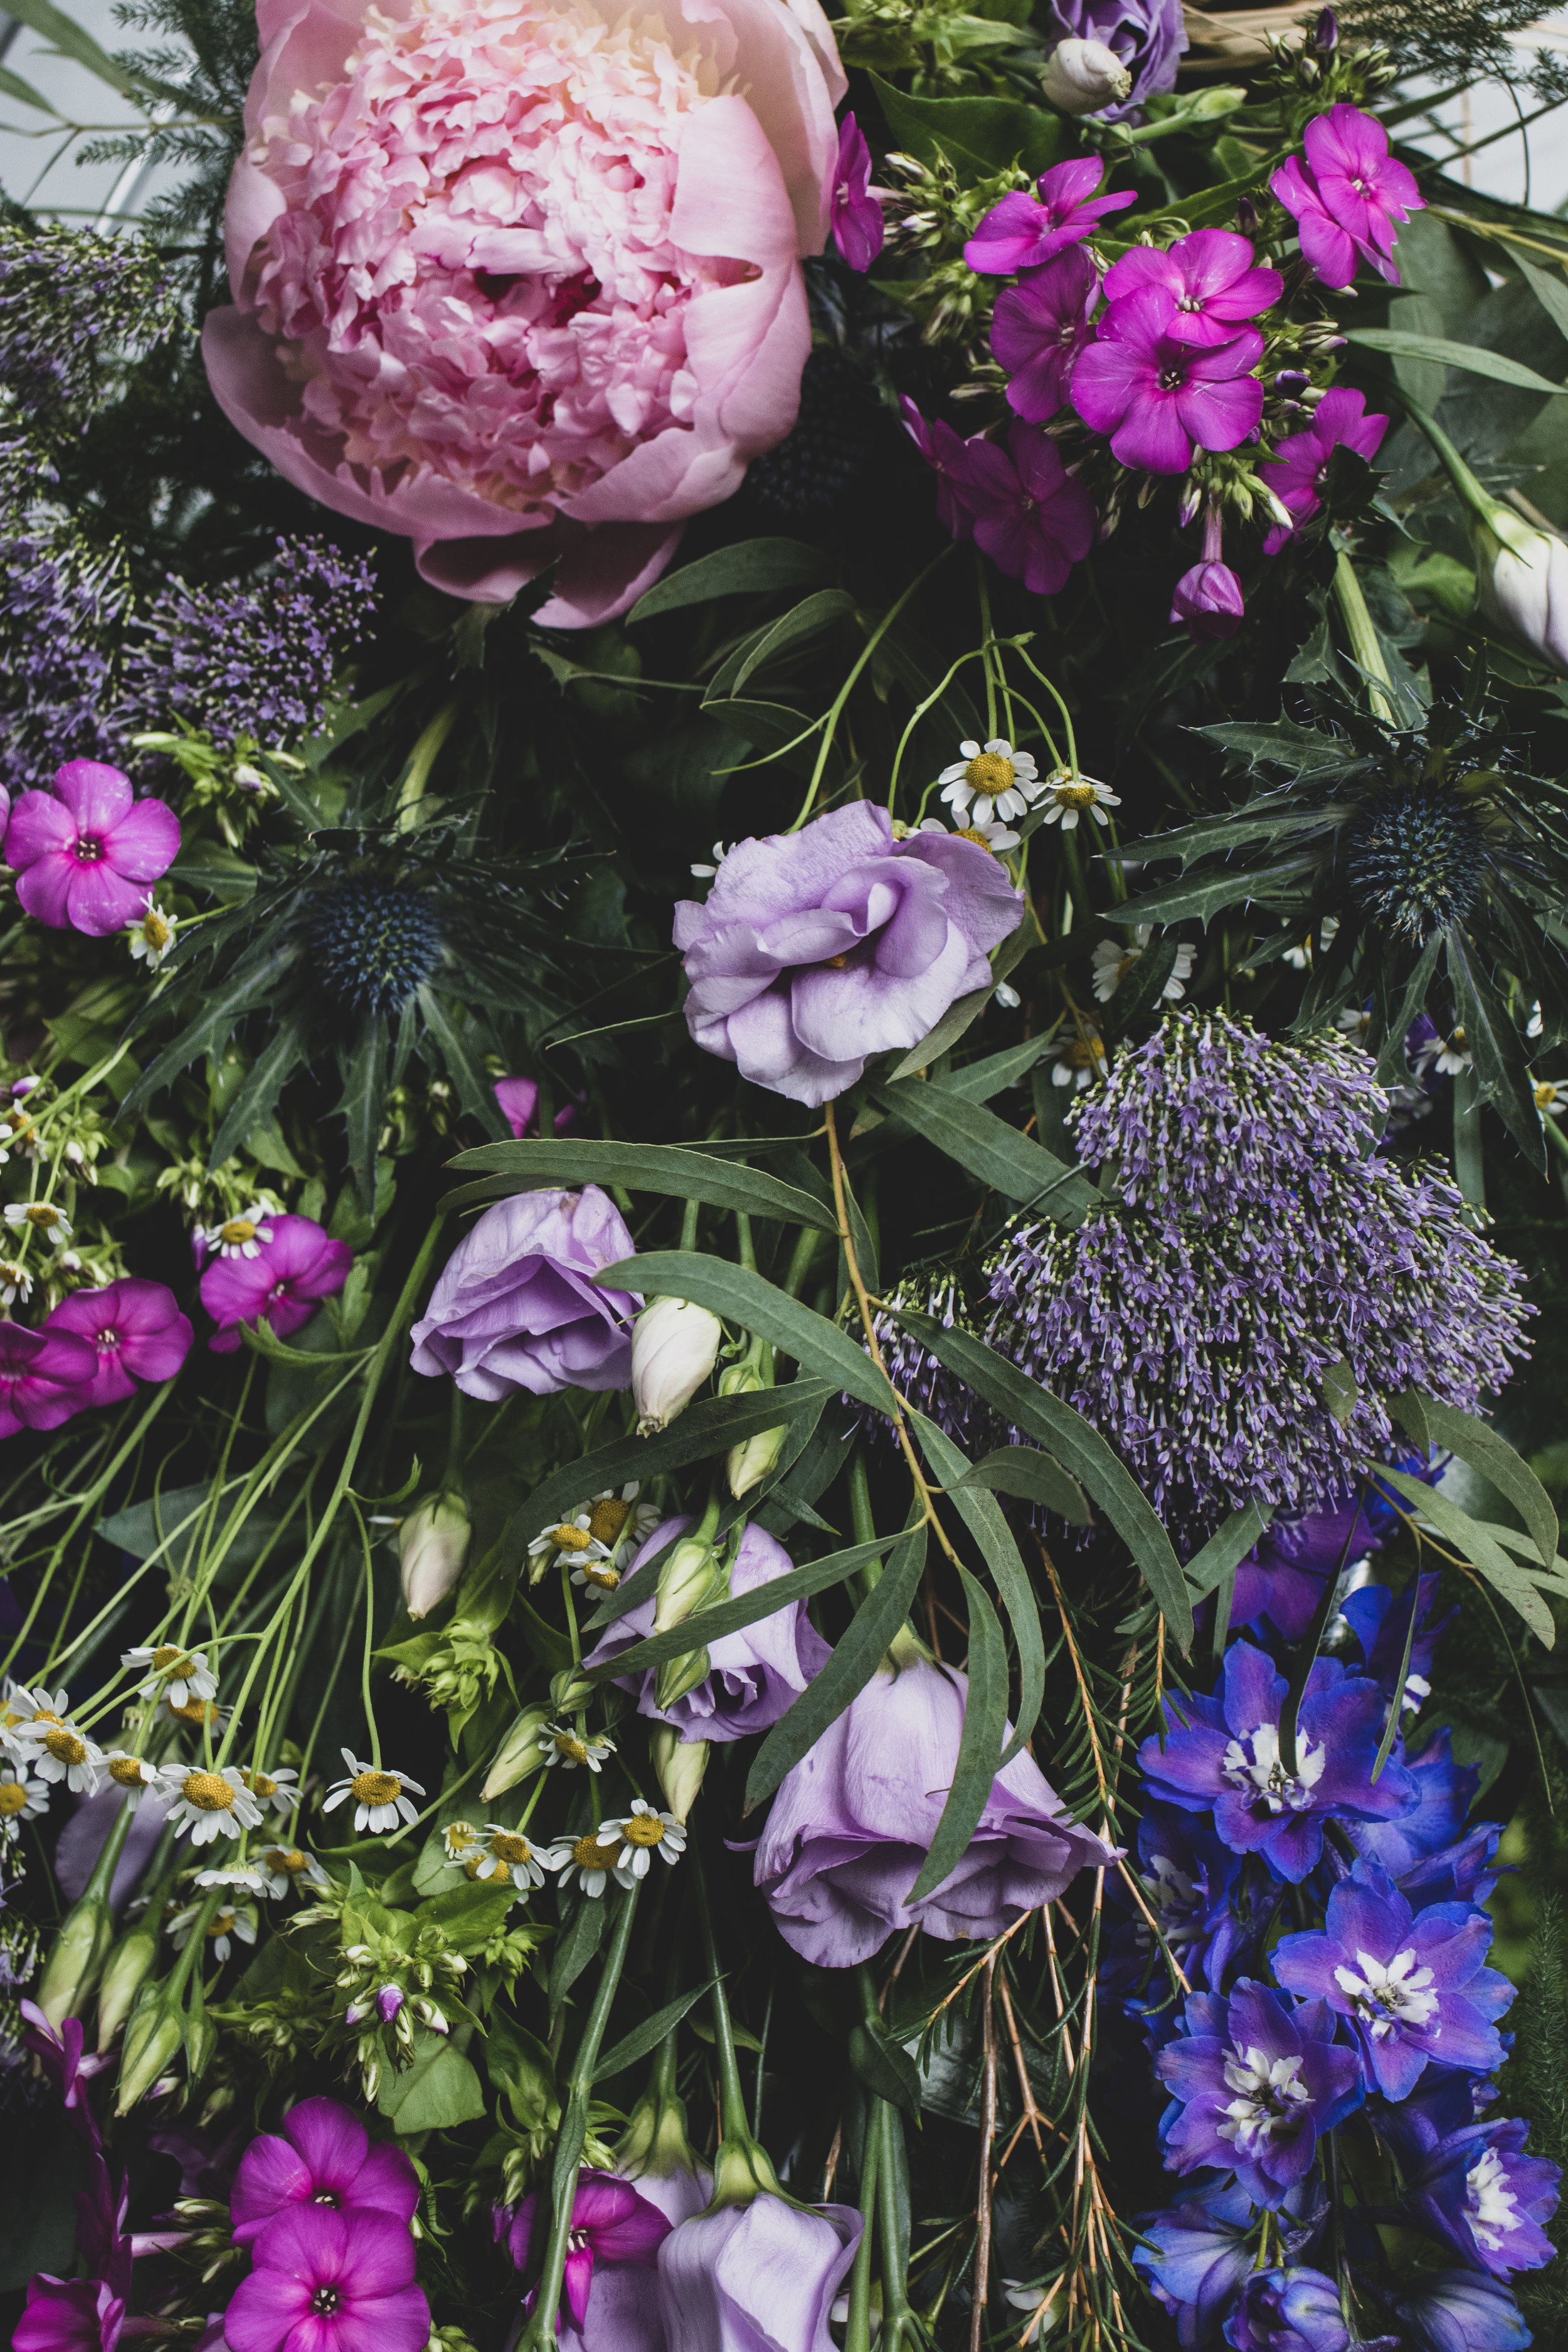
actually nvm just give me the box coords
[718,1352,787,1498]
[117,1992,185,2114]
[654,1532,726,1635]
[398,1491,471,1619]
[186,2009,218,2085]
[1273,368,1310,401]
[549,1668,596,1713]
[1313,6,1338,48]
[1475,519,1568,670]
[38,1890,116,2028]
[376,1984,404,2024]
[96,1920,159,2053]
[632,1297,723,1434]
[650,1725,710,1824]
[1042,36,1131,112]
[1236,196,1260,236]
[481,1702,554,1801]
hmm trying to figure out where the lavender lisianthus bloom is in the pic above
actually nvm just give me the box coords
[674,803,1021,1108]
[1273,1863,1511,2101]
[409,1188,640,1400]
[1136,1641,1416,1882]
[585,1515,830,1741]
[1041,0,1185,117]
[657,2194,861,2352]
[755,1653,1111,1966]
[1157,1983,1364,2206]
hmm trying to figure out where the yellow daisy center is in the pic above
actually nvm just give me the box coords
[1066,1037,1106,1071]
[183,1771,235,1812]
[1052,780,1099,810]
[955,826,993,850]
[220,1219,257,1247]
[110,1755,148,1787]
[580,1562,620,1591]
[30,1708,62,1729]
[351,1769,401,1806]
[1535,1081,1559,1110]
[571,1832,623,1870]
[0,1781,29,1816]
[24,1203,61,1228]
[489,1832,534,1867]
[587,1496,632,1545]
[551,1524,593,1552]
[623,1814,665,1850]
[43,1727,87,1766]
[169,1697,221,1727]
[246,1771,278,1799]
[208,1911,236,1939]
[142,911,171,950]
[267,1848,309,1875]
[553,1732,590,1765]
[151,1645,191,1673]
[444,1821,477,1851]
[964,751,1014,796]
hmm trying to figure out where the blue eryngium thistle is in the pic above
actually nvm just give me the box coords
[982,1009,1531,1539]
[309,882,443,1015]
[1345,785,1488,941]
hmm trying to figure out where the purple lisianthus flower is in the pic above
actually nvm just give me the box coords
[1136,1641,1417,1882]
[231,2095,420,2249]
[1346,1727,1479,1880]
[965,156,1136,275]
[224,2206,430,2352]
[899,398,975,540]
[501,2170,670,2334]
[408,1188,638,1398]
[1158,1983,1364,2206]
[585,1515,830,1740]
[1385,2270,1532,2351]
[1269,104,1424,292]
[657,2193,861,2352]
[992,248,1099,421]
[1041,0,1185,116]
[0,1320,97,1438]
[960,419,1097,595]
[830,114,883,273]
[45,1279,192,1410]
[1103,230,1281,346]
[755,1654,1111,1966]
[1171,559,1245,642]
[1259,388,1389,553]
[201,1213,352,1355]
[6,761,180,936]
[1273,1862,1511,2102]
[1072,289,1264,474]
[674,802,1021,1109]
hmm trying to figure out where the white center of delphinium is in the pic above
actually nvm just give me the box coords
[1466,2148,1523,2252]
[1216,2047,1311,2153]
[1332,1947,1439,2040]
[1221,1722,1326,1814]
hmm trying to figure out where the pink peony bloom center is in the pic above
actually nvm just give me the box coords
[252,0,755,514]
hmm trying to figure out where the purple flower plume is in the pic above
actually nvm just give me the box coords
[1102,229,1281,345]
[1071,289,1263,474]
[992,248,1099,423]
[45,1278,191,1410]
[0,1322,99,1439]
[1270,103,1424,291]
[965,157,1136,275]
[1386,2267,1532,2350]
[1157,1981,1364,2207]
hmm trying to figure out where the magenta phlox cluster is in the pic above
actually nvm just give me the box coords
[991,248,1099,423]
[965,157,1135,275]
[1101,230,1281,346]
[6,760,179,936]
[1270,103,1424,290]
[899,405,1097,590]
[1071,285,1264,475]
[0,1278,191,1438]
[1258,386,1389,553]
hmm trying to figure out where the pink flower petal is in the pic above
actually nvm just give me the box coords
[53,761,133,835]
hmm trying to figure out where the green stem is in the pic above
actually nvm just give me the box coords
[396,697,460,826]
[1330,551,1397,729]
[877,2099,914,2344]
[787,548,953,832]
[842,2115,881,2352]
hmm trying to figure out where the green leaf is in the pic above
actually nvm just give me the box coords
[1345,327,1568,393]
[1372,936,1442,1091]
[849,2018,921,2120]
[908,1565,1008,1904]
[870,1079,1095,1224]
[627,539,830,623]
[2,0,151,97]
[209,1014,312,1169]
[1377,1465,1557,1645]
[595,1978,718,2081]
[378,2035,487,2132]
[1515,253,1568,345]
[595,1251,898,1416]
[0,61,54,108]
[415,1882,517,1952]
[1113,857,1321,929]
[1183,1502,1273,1601]
[442,1140,837,1232]
[549,1893,609,2006]
[884,985,994,1083]
[732,591,857,696]
[1444,929,1545,1172]
[415,988,510,1140]
[1391,1392,1558,1571]
[915,1412,1045,1760]
[953,1445,1090,1527]
[583,1534,896,1680]
[338,1015,389,1207]
[745,1514,926,1811]
[121,945,300,1115]
[895,1313,1194,1654]
[869,70,1065,177]
[1104,934,1181,1031]
[940,1034,1054,1103]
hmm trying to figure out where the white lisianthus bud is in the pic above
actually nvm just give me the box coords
[654,1532,726,1634]
[650,1725,710,1823]
[398,1491,472,1619]
[481,1701,554,1801]
[632,1297,723,1436]
[1042,37,1132,113]
[1474,519,1568,672]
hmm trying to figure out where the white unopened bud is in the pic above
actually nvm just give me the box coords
[481,1701,554,1801]
[632,1297,723,1436]
[1475,519,1568,672]
[654,1533,726,1634]
[727,1422,788,1499]
[650,1725,710,1824]
[1042,37,1131,113]
[398,1491,472,1618]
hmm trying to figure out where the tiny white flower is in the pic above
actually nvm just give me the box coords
[1535,1078,1564,1115]
[9,1688,102,1793]
[169,1897,257,1963]
[240,1764,299,1818]
[103,1751,161,1811]
[937,738,1041,827]
[689,841,736,879]
[0,1761,49,1840]
[254,1843,331,1899]
[598,1797,687,1887]
[198,1205,275,1261]
[1091,926,1195,1007]
[539,1722,616,1774]
[195,1865,268,1898]
[994,981,1022,1009]
[122,1645,218,1710]
[1527,999,1544,1041]
[527,1508,609,1571]
[915,815,1020,856]
[1282,914,1339,973]
[1051,1033,1108,1091]
[544,1826,628,1899]
[1430,1027,1473,1078]
[1038,770,1120,832]
[322,1749,425,1834]
[127,902,177,970]
[442,1818,482,1862]
[3,1201,72,1247]
[464,1825,556,1893]
[0,1259,31,1307]
[157,1762,264,1845]
[1336,1006,1372,1043]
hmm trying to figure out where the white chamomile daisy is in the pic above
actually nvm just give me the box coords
[545,1827,630,1899]
[3,1200,72,1248]
[11,1690,103,1794]
[195,1864,267,1899]
[937,738,1041,827]
[322,1750,425,1833]
[690,841,736,880]
[157,1762,263,1845]
[464,1825,556,1893]
[127,903,177,970]
[1336,1005,1372,1043]
[240,1764,299,1818]
[198,1205,275,1261]
[0,1761,49,1840]
[1090,927,1195,1008]
[103,1752,160,1811]
[122,1645,218,1710]
[0,1259,31,1307]
[1283,914,1339,972]
[1051,1032,1108,1092]
[528,1508,612,1584]
[914,815,1021,856]
[442,1818,481,1862]
[1535,1079,1564,1115]
[598,1799,686,1887]
[254,1844,331,1900]
[1430,1026,1473,1077]
[539,1722,615,1774]
[171,1890,258,1962]
[1038,770,1120,832]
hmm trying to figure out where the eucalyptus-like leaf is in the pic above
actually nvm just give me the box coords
[442,1141,837,1231]
[594,1251,898,1416]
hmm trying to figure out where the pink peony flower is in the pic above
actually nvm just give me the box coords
[223,2207,429,2352]
[965,156,1135,276]
[201,0,845,626]
[0,1323,98,1440]
[1270,102,1423,290]
[231,2097,420,2250]
[991,247,1099,423]
[1258,386,1389,553]
[830,113,883,274]
[1101,228,1281,346]
[200,1215,352,1353]
[1071,287,1263,474]
[961,419,1097,595]
[899,398,975,541]
[45,1280,193,1411]
[6,764,180,938]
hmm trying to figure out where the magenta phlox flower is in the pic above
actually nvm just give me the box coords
[1073,288,1264,474]
[1259,387,1389,552]
[20,2001,111,2139]
[1157,1982,1365,2207]
[899,398,976,540]
[231,2097,420,2250]
[961,420,1097,595]
[200,1214,352,1354]
[0,1322,98,1439]
[499,2171,670,2333]
[14,2274,127,2352]
[492,1078,581,1140]
[6,762,180,937]
[965,156,1136,275]
[1103,230,1281,346]
[830,114,884,273]
[992,248,1099,422]
[46,1279,193,1409]
[1269,103,1423,290]
[225,2206,428,2352]
[15,2153,134,2352]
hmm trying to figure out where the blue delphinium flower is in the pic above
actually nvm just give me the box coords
[1392,1818,1504,1912]
[1135,2179,1330,2347]
[1104,1804,1251,2006]
[1375,2072,1561,2280]
[1157,1983,1364,2205]
[1385,2269,1533,2349]
[1224,2263,1395,2349]
[1272,1862,1512,2100]
[1347,1727,1481,1879]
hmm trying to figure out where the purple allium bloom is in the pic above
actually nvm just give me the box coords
[225,2206,430,2352]
[0,1323,97,1440]
[982,1010,1532,1539]
[657,2194,861,2352]
[1347,1729,1481,1881]
[586,1515,830,1741]
[1136,1642,1416,1882]
[1158,1983,1364,2206]
[202,1214,353,1355]
[1269,105,1424,292]
[501,2171,670,2331]
[1170,559,1246,642]
[0,529,129,797]
[45,1279,192,1411]
[1385,2270,1531,2351]
[992,248,1098,422]
[1071,289,1264,474]
[409,1188,638,1397]
[1259,388,1389,553]
[1273,1862,1511,2100]
[960,419,1098,595]
[965,157,1136,275]
[899,398,975,541]
[1103,230,1281,346]
[1040,0,1185,116]
[0,221,179,428]
[7,761,179,936]
[231,2095,420,2248]
[755,1654,1111,1966]
[674,803,1020,1108]
[1225,2265,1390,2351]
[829,114,883,274]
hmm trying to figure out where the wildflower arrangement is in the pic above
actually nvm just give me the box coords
[6,1,1568,2349]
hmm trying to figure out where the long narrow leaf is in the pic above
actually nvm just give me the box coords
[1184,1502,1273,1601]
[915,1412,1045,1762]
[871,1081,1095,1224]
[584,1534,896,1680]
[907,1567,1008,1903]
[595,1979,719,2081]
[1378,1465,1556,1646]
[209,1014,312,1168]
[121,946,300,1114]
[954,1446,1090,1527]
[442,1140,837,1231]
[417,989,509,1140]
[1391,1392,1558,1571]
[595,1251,897,1416]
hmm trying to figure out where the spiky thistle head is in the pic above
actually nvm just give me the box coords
[1345,784,1488,940]
[307,881,443,1015]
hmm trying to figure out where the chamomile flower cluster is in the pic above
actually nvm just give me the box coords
[526,1481,659,1592]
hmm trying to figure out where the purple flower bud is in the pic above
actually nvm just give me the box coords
[1273,368,1311,400]
[375,1984,404,2025]
[1313,6,1338,49]
[1235,196,1260,236]
[1170,561,1246,643]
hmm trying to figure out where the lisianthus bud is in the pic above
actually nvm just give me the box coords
[117,1989,185,2113]
[96,1918,159,2052]
[1042,37,1132,114]
[398,1491,471,1619]
[549,1666,596,1714]
[632,1297,722,1435]
[718,1349,787,1498]
[481,1702,554,1801]
[37,1889,116,2027]
[654,1532,726,1635]
[1475,519,1568,671]
[650,1725,711,1823]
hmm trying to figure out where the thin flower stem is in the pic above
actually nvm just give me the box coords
[843,2112,882,2352]
[970,1954,999,2352]
[787,547,953,832]
[1329,550,1397,728]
